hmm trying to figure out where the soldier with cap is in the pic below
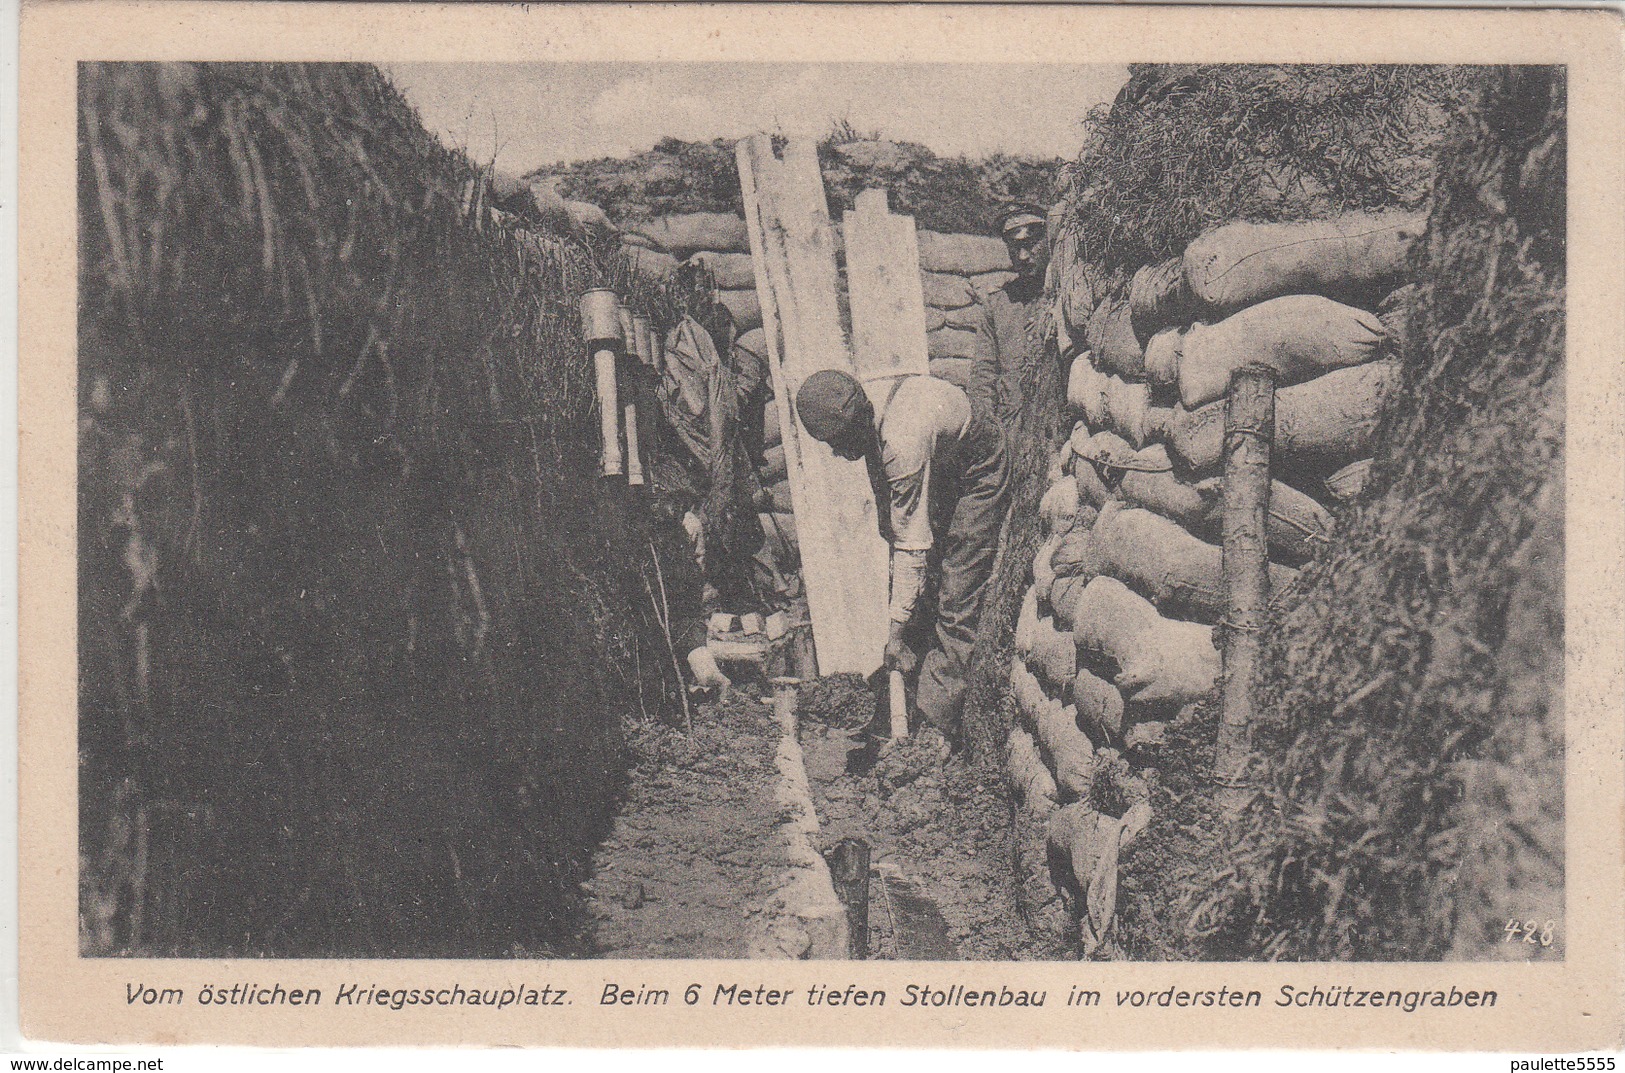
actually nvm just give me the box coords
[794,366,1010,744]
[972,202,1052,421]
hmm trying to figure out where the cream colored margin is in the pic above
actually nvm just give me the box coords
[17,0,1625,1051]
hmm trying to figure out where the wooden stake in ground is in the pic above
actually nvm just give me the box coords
[737,134,889,676]
[1218,364,1275,817]
[845,188,930,384]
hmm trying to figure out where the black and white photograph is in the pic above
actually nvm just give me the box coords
[69,52,1569,967]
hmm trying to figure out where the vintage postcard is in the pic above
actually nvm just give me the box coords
[15,0,1625,1052]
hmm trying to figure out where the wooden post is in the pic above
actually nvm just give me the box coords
[845,188,930,384]
[1218,364,1275,817]
[825,837,871,959]
[737,134,889,676]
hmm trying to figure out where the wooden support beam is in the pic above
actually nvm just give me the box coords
[845,188,930,383]
[737,134,889,677]
[1217,364,1275,818]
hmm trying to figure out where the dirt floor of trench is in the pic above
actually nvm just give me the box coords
[586,674,1067,960]
[584,691,791,958]
[798,676,1068,961]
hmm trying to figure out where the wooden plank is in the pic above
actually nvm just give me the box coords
[736,134,888,677]
[845,188,931,383]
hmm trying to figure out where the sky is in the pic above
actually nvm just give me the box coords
[385,62,1129,174]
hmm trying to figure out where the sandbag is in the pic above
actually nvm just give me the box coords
[629,212,750,257]
[917,230,1011,275]
[1169,295,1388,410]
[1007,726,1058,814]
[972,270,1017,296]
[1254,478,1336,562]
[927,326,983,361]
[1324,458,1373,503]
[1116,466,1331,563]
[923,299,968,333]
[1071,667,1125,742]
[1046,802,1142,955]
[1014,662,1095,801]
[1014,587,1040,656]
[687,250,757,289]
[760,442,787,485]
[1095,505,1298,622]
[716,288,762,332]
[1066,358,1168,448]
[1031,535,1060,612]
[1072,577,1219,706]
[1165,361,1399,474]
[1047,449,1068,486]
[1073,430,1174,474]
[922,271,977,310]
[1049,573,1091,632]
[625,245,679,282]
[1129,257,1194,343]
[1118,464,1212,534]
[937,304,985,333]
[1084,298,1146,380]
[1069,434,1112,508]
[762,400,782,450]
[1040,477,1081,539]
[1050,521,1100,583]
[929,356,974,392]
[1183,210,1426,315]
[1142,327,1184,391]
[1091,505,1225,622]
[1028,613,1077,689]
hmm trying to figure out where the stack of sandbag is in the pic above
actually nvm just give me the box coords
[917,228,1014,373]
[1045,794,1153,957]
[1071,209,1421,496]
[622,212,1014,393]
[619,212,762,332]
[1004,208,1422,954]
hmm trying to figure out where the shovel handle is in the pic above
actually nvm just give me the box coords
[888,669,909,740]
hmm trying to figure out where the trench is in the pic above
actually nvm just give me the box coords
[76,60,1565,966]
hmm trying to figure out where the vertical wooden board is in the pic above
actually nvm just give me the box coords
[846,188,931,383]
[737,134,888,676]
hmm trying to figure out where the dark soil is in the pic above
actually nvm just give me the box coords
[585,690,791,958]
[799,676,1071,961]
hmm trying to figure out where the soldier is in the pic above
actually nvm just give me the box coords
[973,202,1052,421]
[793,367,1011,744]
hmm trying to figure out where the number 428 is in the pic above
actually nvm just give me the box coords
[1504,919,1557,946]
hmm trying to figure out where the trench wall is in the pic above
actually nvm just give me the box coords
[77,62,699,958]
[996,65,1563,962]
